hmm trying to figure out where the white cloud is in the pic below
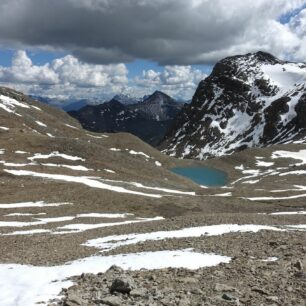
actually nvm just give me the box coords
[0,51,207,100]
[134,66,207,100]
[288,8,306,61]
[0,51,128,99]
[0,51,59,85]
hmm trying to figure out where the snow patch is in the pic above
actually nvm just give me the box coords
[41,163,91,171]
[0,249,230,306]
[272,149,306,166]
[270,211,306,215]
[64,124,78,129]
[256,161,274,167]
[0,95,30,113]
[35,121,47,127]
[0,201,71,209]
[85,224,284,252]
[4,170,163,198]
[56,217,164,233]
[129,150,150,159]
[28,152,85,162]
[76,213,134,218]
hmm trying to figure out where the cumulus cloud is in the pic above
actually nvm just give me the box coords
[0,0,305,65]
[0,51,204,100]
[288,8,306,60]
[134,66,207,100]
[0,51,128,98]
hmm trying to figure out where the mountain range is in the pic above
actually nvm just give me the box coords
[69,91,183,146]
[161,51,306,159]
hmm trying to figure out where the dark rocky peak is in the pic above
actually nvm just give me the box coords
[161,52,306,159]
[105,99,125,109]
[143,91,177,106]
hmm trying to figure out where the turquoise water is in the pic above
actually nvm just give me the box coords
[170,167,228,187]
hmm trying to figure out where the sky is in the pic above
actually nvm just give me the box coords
[0,0,305,101]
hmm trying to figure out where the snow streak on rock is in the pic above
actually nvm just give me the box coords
[162,52,306,159]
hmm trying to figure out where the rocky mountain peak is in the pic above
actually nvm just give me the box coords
[161,52,306,159]
[69,91,183,146]
[143,91,176,106]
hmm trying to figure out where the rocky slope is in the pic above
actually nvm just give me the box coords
[161,51,306,159]
[69,91,182,146]
[0,87,305,306]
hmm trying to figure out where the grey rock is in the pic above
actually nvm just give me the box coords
[266,296,279,302]
[222,293,234,301]
[251,286,269,295]
[130,288,147,297]
[293,260,303,271]
[65,293,85,306]
[109,276,136,294]
[182,277,198,284]
[101,296,122,306]
[178,298,190,306]
[214,283,237,292]
[294,271,306,279]
[105,265,124,274]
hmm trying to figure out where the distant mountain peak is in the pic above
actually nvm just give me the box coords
[69,91,183,146]
[143,90,177,106]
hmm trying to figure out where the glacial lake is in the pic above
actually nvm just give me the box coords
[170,167,228,187]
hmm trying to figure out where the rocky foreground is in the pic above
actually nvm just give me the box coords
[55,228,306,306]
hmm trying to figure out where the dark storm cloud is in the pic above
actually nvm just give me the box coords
[0,0,305,65]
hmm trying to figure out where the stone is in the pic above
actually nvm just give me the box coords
[266,296,279,302]
[293,260,303,271]
[130,288,147,297]
[287,286,293,292]
[214,283,237,292]
[65,293,85,306]
[182,277,198,284]
[191,288,204,295]
[101,296,122,306]
[105,265,124,274]
[294,271,306,279]
[222,293,234,301]
[109,276,136,294]
[251,286,269,295]
[178,298,190,306]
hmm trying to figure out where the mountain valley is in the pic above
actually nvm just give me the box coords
[0,82,305,305]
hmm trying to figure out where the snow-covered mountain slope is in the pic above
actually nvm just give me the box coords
[69,91,182,146]
[161,52,306,159]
